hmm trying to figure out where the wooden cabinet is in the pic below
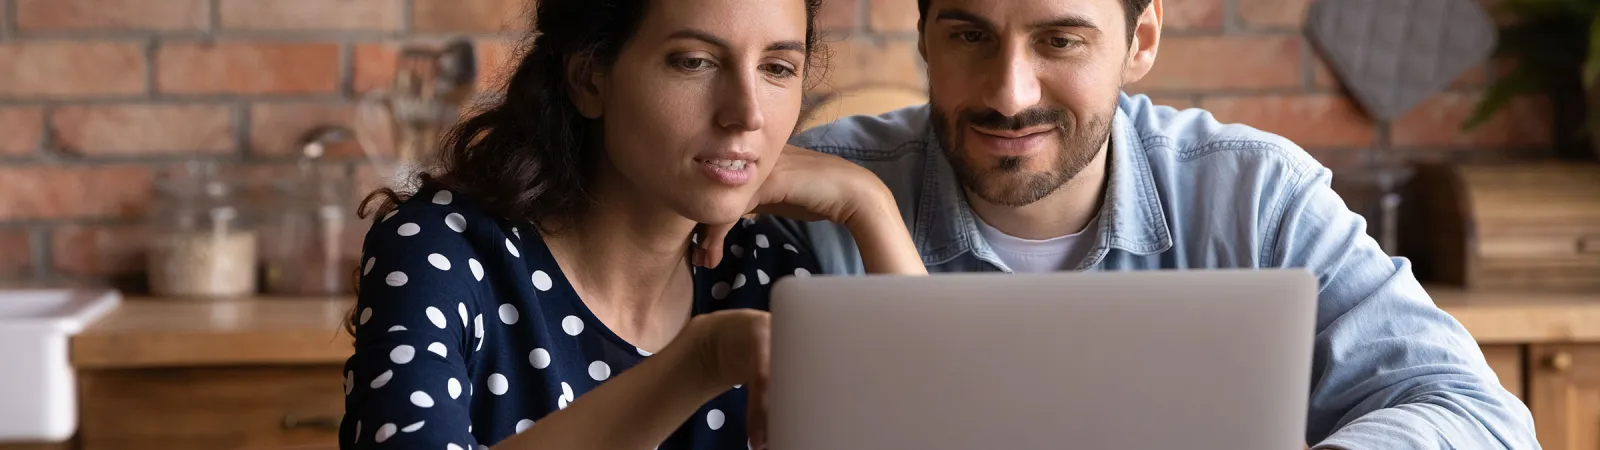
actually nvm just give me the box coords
[75,365,345,450]
[1528,345,1600,450]
[1482,345,1525,401]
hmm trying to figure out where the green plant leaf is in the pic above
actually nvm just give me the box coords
[1586,11,1600,90]
[1463,66,1543,131]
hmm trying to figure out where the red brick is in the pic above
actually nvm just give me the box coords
[1238,0,1310,28]
[0,229,33,279]
[353,39,521,94]
[1132,35,1301,92]
[0,107,44,157]
[869,0,919,33]
[1165,0,1225,31]
[50,104,235,157]
[0,42,146,98]
[1313,55,1489,90]
[813,38,924,94]
[1202,94,1378,148]
[220,0,401,31]
[250,102,398,159]
[0,166,153,220]
[412,0,529,33]
[16,0,208,31]
[818,0,861,31]
[51,225,148,277]
[157,41,340,95]
[1392,93,1552,149]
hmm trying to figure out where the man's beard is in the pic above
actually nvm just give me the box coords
[930,99,1114,207]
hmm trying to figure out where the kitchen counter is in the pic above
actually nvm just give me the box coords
[69,287,1600,369]
[71,296,353,369]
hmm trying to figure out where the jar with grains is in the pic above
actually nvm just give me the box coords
[259,162,359,296]
[145,162,259,298]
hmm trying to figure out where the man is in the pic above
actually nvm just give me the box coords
[785,0,1537,448]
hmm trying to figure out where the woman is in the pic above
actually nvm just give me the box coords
[340,0,925,448]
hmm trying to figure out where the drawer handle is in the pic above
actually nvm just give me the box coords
[1546,352,1574,373]
[283,414,342,431]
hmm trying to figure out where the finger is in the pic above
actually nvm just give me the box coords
[696,221,737,268]
[746,366,770,450]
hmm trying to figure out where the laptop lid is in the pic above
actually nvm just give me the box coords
[768,269,1317,450]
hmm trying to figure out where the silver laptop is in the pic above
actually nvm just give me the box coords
[768,269,1317,450]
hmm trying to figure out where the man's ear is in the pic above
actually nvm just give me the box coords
[566,52,606,119]
[1121,0,1163,85]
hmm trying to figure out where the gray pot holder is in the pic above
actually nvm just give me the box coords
[1304,0,1498,122]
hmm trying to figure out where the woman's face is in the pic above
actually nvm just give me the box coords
[579,0,808,225]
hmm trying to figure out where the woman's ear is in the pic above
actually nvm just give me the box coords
[566,52,606,119]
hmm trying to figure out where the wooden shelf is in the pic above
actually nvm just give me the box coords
[1429,285,1600,344]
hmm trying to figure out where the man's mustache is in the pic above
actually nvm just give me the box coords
[959,107,1069,131]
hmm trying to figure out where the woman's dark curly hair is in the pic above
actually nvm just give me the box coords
[357,0,828,230]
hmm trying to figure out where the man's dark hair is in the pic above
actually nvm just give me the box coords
[916,0,1153,44]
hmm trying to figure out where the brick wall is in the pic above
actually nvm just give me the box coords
[0,0,1553,287]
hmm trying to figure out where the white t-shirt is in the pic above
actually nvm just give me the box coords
[974,214,1100,273]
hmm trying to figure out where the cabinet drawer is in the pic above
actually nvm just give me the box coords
[78,365,345,450]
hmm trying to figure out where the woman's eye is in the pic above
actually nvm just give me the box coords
[956,30,987,44]
[762,63,798,78]
[674,57,712,71]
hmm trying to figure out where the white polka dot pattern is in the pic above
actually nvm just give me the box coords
[340,189,823,450]
[411,391,435,408]
[561,316,583,336]
[531,270,553,291]
[371,370,393,389]
[487,374,509,395]
[428,253,451,270]
[386,271,409,286]
[390,345,415,364]
[529,348,551,369]
[707,409,726,430]
[499,304,520,325]
[445,213,467,233]
[426,307,448,329]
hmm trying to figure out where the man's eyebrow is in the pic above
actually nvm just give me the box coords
[934,8,997,31]
[1029,14,1098,31]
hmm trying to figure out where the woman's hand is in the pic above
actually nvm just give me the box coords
[693,145,925,275]
[675,309,773,450]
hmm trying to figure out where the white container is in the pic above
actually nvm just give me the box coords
[0,290,120,443]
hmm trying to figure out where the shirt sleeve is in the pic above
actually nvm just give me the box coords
[1270,167,1538,450]
[341,199,489,450]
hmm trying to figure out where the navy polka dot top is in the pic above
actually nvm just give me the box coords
[339,188,820,450]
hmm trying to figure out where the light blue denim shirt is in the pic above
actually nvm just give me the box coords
[780,92,1538,449]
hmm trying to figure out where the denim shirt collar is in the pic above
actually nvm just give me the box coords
[913,101,1174,270]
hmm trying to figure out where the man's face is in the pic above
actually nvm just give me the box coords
[922,0,1136,207]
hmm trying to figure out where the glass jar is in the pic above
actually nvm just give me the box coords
[259,163,359,296]
[146,162,260,298]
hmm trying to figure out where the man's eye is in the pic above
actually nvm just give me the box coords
[1048,37,1076,49]
[958,30,986,43]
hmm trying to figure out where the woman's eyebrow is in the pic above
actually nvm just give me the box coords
[666,28,804,53]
